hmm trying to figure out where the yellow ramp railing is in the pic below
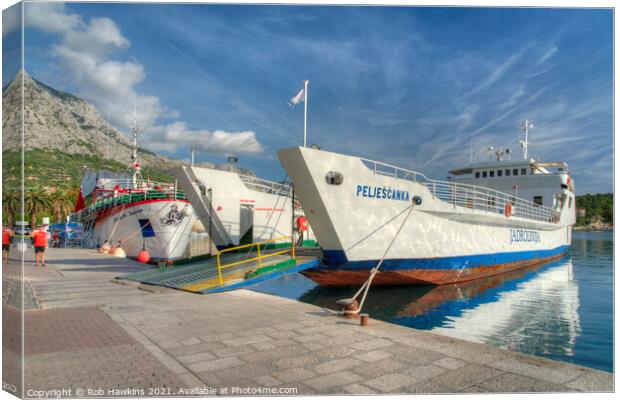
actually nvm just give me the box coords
[216,236,296,287]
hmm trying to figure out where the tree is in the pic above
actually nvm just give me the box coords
[24,186,51,227]
[2,188,20,227]
[49,187,74,223]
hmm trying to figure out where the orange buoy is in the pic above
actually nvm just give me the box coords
[137,249,151,263]
[505,203,512,217]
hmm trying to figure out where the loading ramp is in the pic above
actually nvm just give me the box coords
[117,236,321,294]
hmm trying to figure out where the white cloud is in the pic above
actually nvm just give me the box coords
[21,2,263,156]
[146,122,263,155]
[465,47,528,97]
[455,104,480,129]
[24,3,81,34]
[533,46,558,67]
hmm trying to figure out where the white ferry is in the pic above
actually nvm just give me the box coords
[278,121,576,286]
[173,164,317,250]
[77,118,194,261]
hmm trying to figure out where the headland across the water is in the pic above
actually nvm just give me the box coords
[2,247,612,396]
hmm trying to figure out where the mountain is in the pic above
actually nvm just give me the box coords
[2,70,178,170]
[2,71,256,187]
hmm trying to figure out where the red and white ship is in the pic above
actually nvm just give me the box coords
[75,117,194,261]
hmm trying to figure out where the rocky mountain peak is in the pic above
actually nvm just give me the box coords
[2,71,177,169]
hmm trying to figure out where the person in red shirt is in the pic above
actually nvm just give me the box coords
[31,226,48,267]
[2,225,13,264]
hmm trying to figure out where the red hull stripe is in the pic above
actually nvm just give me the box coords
[302,252,568,286]
[95,199,189,224]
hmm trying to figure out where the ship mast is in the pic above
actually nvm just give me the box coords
[519,119,534,160]
[129,105,144,188]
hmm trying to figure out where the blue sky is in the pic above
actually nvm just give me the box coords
[3,3,613,194]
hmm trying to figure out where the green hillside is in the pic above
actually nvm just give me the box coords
[575,193,613,226]
[2,149,176,226]
[2,149,174,187]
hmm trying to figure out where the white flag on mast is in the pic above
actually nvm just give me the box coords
[288,87,305,107]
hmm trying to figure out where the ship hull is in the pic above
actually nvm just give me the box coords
[84,199,193,261]
[302,246,568,286]
[278,147,574,286]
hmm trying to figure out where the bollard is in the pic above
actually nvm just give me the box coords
[336,298,359,318]
[360,313,369,326]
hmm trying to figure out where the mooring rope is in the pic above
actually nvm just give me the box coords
[345,204,415,252]
[344,202,415,315]
[111,200,177,245]
[106,202,128,245]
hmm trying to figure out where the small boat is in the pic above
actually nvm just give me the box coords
[278,120,576,286]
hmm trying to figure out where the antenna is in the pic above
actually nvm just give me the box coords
[191,145,195,167]
[518,119,534,160]
[128,102,145,187]
[487,146,494,161]
[128,103,144,160]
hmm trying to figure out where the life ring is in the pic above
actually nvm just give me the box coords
[505,203,512,217]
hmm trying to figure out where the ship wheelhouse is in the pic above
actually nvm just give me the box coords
[448,159,575,219]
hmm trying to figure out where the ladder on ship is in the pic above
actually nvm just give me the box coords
[173,165,234,247]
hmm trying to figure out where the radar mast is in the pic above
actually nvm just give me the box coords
[519,119,534,160]
[128,104,144,188]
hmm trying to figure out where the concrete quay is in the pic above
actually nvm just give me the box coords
[2,247,614,396]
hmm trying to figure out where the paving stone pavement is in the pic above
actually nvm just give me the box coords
[2,248,615,396]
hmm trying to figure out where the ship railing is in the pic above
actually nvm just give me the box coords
[360,158,560,224]
[78,183,187,218]
[215,235,295,287]
[95,178,176,191]
[238,174,292,197]
[425,180,560,223]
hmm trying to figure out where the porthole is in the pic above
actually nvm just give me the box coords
[325,171,344,185]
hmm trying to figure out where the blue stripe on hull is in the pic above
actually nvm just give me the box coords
[322,245,570,271]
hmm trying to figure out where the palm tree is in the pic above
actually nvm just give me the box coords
[24,185,51,228]
[66,185,81,208]
[2,188,21,227]
[49,187,75,223]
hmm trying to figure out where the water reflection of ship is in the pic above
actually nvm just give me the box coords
[299,256,580,356]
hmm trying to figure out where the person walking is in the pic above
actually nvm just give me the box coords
[2,225,13,264]
[31,226,48,267]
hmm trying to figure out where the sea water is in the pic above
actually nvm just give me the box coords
[250,231,613,372]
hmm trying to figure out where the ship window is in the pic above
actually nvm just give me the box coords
[521,168,527,175]
[325,171,343,185]
[569,197,573,208]
[533,196,543,206]
[482,171,487,178]
[497,170,503,177]
[506,169,511,176]
[489,171,494,178]
[475,171,480,178]
[513,169,519,176]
